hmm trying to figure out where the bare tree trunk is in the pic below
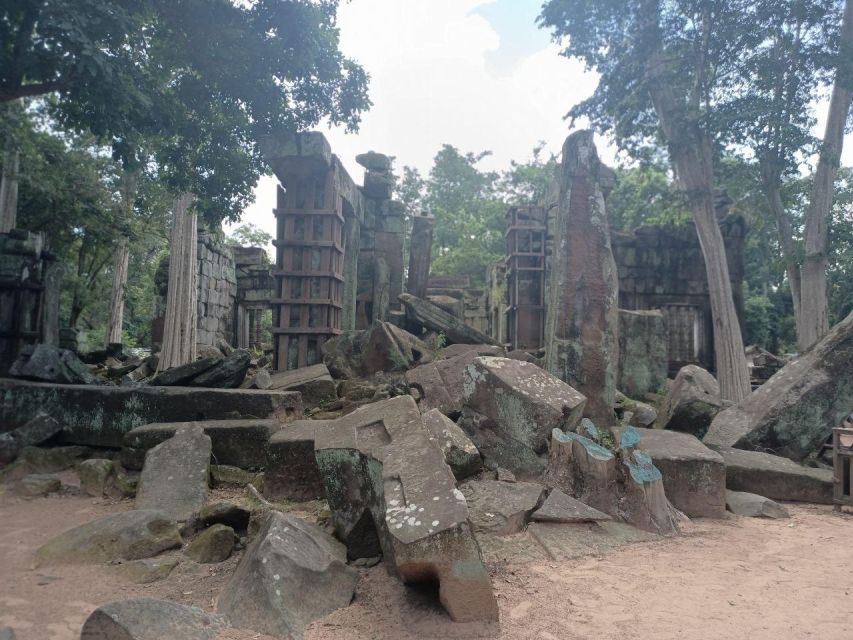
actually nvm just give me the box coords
[668,135,751,402]
[799,0,853,350]
[105,171,137,345]
[0,143,19,234]
[761,178,803,334]
[157,194,197,371]
[637,1,750,402]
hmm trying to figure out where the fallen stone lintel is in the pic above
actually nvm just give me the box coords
[0,378,302,448]
[399,292,500,346]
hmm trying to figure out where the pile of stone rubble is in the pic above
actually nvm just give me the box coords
[1,304,850,640]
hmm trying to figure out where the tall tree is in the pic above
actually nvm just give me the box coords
[800,0,853,347]
[540,0,753,401]
[717,0,849,350]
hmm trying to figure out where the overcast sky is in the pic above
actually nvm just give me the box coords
[230,0,852,242]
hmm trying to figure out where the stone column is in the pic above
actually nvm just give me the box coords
[42,258,63,347]
[544,130,619,427]
[406,213,434,299]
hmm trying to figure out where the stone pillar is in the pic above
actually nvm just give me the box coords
[544,130,619,427]
[355,151,404,328]
[341,214,361,331]
[42,258,63,347]
[407,213,434,299]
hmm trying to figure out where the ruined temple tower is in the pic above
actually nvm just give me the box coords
[544,130,619,426]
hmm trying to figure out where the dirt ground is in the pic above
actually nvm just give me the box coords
[1,479,851,640]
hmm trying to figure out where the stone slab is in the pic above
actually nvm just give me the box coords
[0,378,301,448]
[712,446,833,504]
[81,597,227,640]
[268,363,337,408]
[136,427,211,522]
[125,419,281,470]
[460,479,544,535]
[264,420,328,502]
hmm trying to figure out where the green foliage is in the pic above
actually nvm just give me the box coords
[2,0,371,223]
[607,164,690,230]
[401,144,556,286]
[744,286,774,347]
[227,223,273,249]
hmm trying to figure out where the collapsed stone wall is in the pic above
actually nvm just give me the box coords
[611,214,745,375]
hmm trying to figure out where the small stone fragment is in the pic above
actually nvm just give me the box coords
[35,510,181,566]
[460,479,545,535]
[185,524,235,563]
[11,473,61,497]
[531,489,612,523]
[726,490,790,519]
[80,597,227,639]
[76,459,115,497]
[112,557,180,584]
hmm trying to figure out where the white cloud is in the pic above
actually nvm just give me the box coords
[233,0,603,240]
[231,0,852,243]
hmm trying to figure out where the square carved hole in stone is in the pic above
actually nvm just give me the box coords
[356,421,391,457]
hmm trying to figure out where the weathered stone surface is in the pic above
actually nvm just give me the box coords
[618,309,668,398]
[0,413,62,464]
[543,131,619,426]
[268,363,337,409]
[147,356,220,386]
[217,511,358,639]
[405,351,483,417]
[440,344,504,359]
[210,464,263,489]
[199,501,251,530]
[136,427,211,522]
[726,490,789,519]
[426,294,464,319]
[459,479,544,535]
[323,321,432,379]
[356,150,393,172]
[189,349,251,388]
[406,214,434,300]
[705,310,853,461]
[459,356,586,477]
[35,510,181,566]
[112,556,180,584]
[545,427,682,535]
[10,473,60,497]
[613,427,726,518]
[531,488,611,523]
[125,419,280,470]
[399,292,500,346]
[658,365,725,438]
[76,459,115,497]
[0,626,14,640]
[712,446,832,504]
[8,344,96,385]
[264,420,326,502]
[421,408,482,480]
[80,597,227,640]
[314,395,499,622]
[185,524,235,563]
[0,378,301,448]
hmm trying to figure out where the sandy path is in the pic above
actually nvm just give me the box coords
[1,484,851,640]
